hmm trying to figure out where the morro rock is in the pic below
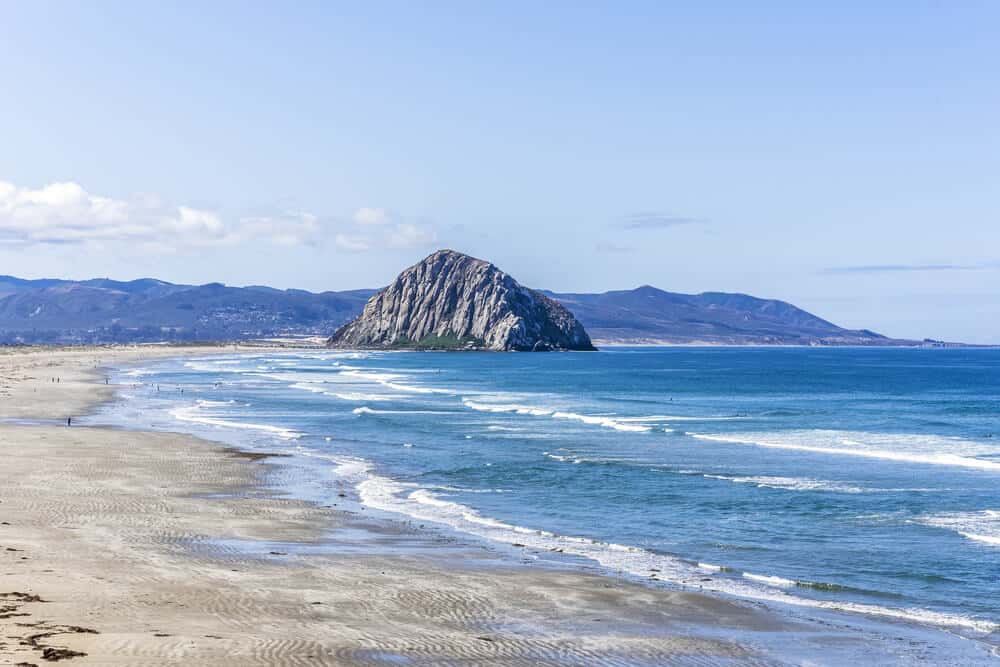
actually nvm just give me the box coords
[327,250,596,351]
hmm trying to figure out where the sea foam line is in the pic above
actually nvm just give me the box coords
[915,510,1000,547]
[542,456,879,494]
[701,474,867,494]
[170,404,302,440]
[353,406,453,416]
[183,361,259,374]
[287,382,397,402]
[347,464,998,634]
[462,399,652,433]
[340,369,453,395]
[690,432,1000,472]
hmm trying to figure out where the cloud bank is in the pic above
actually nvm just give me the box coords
[0,180,318,249]
[334,207,437,252]
[0,181,435,253]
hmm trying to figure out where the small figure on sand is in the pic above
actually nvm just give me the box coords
[67,417,72,426]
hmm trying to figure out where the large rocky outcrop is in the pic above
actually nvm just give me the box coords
[327,250,596,351]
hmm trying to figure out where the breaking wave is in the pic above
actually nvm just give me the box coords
[690,430,1000,472]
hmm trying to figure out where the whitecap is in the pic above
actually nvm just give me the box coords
[915,510,1000,547]
[701,474,867,494]
[352,406,452,416]
[463,399,652,433]
[690,430,1000,472]
[350,469,998,634]
[170,404,301,439]
[743,572,796,587]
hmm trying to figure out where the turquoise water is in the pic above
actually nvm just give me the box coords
[101,347,1000,643]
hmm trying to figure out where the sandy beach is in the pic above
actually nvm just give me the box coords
[0,346,992,666]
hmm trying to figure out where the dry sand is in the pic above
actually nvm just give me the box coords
[0,346,990,666]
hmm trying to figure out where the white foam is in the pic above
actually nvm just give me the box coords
[339,369,404,382]
[289,382,326,394]
[170,404,301,440]
[351,469,998,634]
[195,399,238,407]
[352,406,452,416]
[463,400,551,417]
[615,414,744,422]
[295,449,372,480]
[916,511,1000,547]
[463,399,653,433]
[743,572,796,587]
[702,474,867,494]
[385,381,453,394]
[339,369,454,395]
[183,361,256,374]
[431,485,512,494]
[544,452,583,464]
[287,382,397,402]
[262,371,346,384]
[690,430,1000,472]
[552,411,651,432]
[333,392,395,402]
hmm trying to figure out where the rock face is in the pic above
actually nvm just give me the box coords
[327,250,596,351]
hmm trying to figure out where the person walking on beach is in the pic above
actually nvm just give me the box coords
[67,417,71,426]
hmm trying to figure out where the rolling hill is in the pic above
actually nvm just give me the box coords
[0,273,934,346]
[545,286,891,345]
[0,275,375,344]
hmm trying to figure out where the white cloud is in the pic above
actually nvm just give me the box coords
[167,206,226,237]
[332,208,436,253]
[334,233,371,252]
[0,180,437,255]
[388,222,436,248]
[0,180,320,249]
[236,212,318,246]
[353,207,391,226]
[333,222,436,253]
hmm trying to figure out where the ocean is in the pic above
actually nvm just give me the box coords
[94,347,1000,646]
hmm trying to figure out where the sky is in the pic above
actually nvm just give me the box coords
[0,2,997,343]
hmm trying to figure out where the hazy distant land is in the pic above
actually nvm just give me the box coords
[0,270,959,347]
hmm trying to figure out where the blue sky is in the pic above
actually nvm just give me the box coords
[0,2,997,342]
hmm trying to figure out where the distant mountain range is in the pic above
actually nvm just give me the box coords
[0,275,375,344]
[0,273,947,346]
[544,286,893,345]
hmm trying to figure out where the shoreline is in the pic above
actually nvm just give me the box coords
[108,352,1000,642]
[1,346,996,665]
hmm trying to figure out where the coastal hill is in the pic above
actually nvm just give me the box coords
[328,250,595,351]
[546,286,890,346]
[0,268,945,346]
[0,274,373,344]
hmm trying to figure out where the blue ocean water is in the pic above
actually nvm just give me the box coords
[99,348,1000,642]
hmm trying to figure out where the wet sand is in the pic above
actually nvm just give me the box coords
[0,346,994,665]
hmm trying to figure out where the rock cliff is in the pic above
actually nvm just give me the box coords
[327,250,596,351]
